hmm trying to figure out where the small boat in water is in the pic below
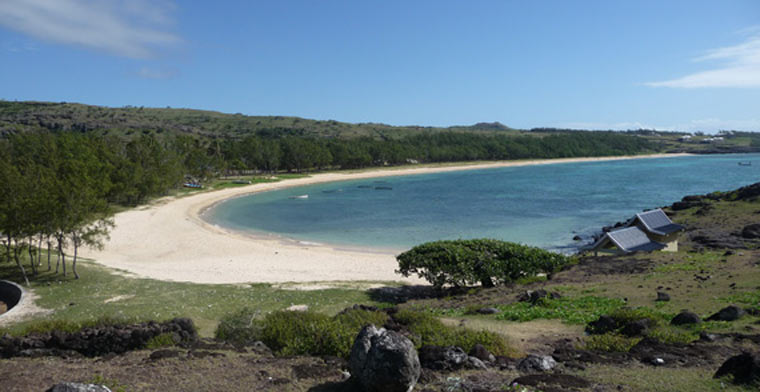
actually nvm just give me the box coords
[738,161,752,166]
[357,185,373,189]
[289,194,309,199]
[375,186,393,190]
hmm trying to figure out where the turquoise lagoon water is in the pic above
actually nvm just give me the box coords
[204,154,760,253]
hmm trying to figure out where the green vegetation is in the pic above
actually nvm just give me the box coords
[396,239,571,289]
[392,309,518,357]
[583,334,642,352]
[495,296,626,324]
[215,307,517,358]
[0,259,377,337]
[144,333,179,349]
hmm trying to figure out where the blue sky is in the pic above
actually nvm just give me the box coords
[1,1,759,132]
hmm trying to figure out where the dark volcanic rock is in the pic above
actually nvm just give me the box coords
[46,383,112,392]
[148,349,181,361]
[741,224,760,239]
[418,345,468,371]
[671,311,701,326]
[0,318,197,359]
[517,354,557,373]
[621,319,654,337]
[707,306,745,322]
[714,352,760,385]
[469,344,495,363]
[656,291,671,302]
[586,315,618,335]
[348,325,420,392]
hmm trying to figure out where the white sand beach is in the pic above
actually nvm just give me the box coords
[80,153,690,284]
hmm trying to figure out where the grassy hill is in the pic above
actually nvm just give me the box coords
[0,100,519,140]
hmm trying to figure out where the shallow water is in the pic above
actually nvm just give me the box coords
[205,153,760,252]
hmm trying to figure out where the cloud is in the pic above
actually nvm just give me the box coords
[135,66,177,80]
[647,32,760,88]
[0,0,180,59]
[557,118,760,133]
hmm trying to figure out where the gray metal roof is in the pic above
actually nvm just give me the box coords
[594,227,666,253]
[635,209,684,236]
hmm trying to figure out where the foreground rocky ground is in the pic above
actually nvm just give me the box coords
[1,183,759,391]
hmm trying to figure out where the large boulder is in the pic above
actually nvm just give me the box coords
[707,306,745,322]
[714,352,760,385]
[46,383,112,392]
[671,311,701,326]
[621,319,654,337]
[349,325,420,392]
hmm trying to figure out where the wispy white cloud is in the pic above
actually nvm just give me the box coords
[647,30,760,88]
[0,0,180,58]
[135,66,178,80]
[558,118,760,133]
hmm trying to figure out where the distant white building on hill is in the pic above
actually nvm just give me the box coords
[590,208,684,256]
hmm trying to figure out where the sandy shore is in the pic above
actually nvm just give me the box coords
[81,153,690,284]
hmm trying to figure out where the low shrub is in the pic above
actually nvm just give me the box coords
[647,326,699,345]
[144,333,177,349]
[609,307,668,327]
[393,309,518,357]
[396,239,571,290]
[583,334,642,352]
[216,307,519,358]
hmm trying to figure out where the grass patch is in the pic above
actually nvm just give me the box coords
[647,326,699,345]
[0,257,383,337]
[495,296,626,324]
[580,364,754,392]
[89,375,131,392]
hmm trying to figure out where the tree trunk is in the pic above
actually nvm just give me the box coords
[37,235,44,266]
[27,239,37,276]
[72,241,79,279]
[3,234,10,264]
[57,238,66,276]
[12,244,30,286]
[47,239,52,271]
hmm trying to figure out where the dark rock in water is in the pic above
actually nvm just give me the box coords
[671,311,701,326]
[621,319,654,337]
[517,355,557,373]
[724,250,735,256]
[469,344,495,363]
[476,307,499,315]
[741,224,760,239]
[714,352,760,385]
[349,325,420,392]
[707,306,745,322]
[418,345,468,371]
[656,291,671,302]
[46,383,112,392]
[572,235,582,241]
[586,315,618,335]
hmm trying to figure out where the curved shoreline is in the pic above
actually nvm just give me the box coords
[81,153,690,284]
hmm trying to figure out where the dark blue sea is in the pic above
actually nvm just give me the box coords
[204,153,760,253]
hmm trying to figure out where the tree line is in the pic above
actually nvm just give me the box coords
[0,129,654,283]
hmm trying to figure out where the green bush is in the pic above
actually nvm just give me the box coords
[647,326,699,345]
[608,307,668,327]
[393,309,518,357]
[144,333,177,349]
[216,307,519,358]
[215,308,390,358]
[396,239,570,289]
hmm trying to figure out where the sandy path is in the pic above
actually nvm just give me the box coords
[81,153,689,284]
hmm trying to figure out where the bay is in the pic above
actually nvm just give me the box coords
[204,153,760,252]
